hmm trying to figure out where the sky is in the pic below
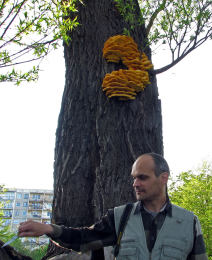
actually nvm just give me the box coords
[0,41,212,190]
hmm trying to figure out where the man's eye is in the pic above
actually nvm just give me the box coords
[138,175,148,181]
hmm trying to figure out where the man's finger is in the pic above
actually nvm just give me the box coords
[19,232,35,237]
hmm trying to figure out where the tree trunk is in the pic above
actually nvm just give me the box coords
[46,0,163,258]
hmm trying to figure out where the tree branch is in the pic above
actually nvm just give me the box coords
[1,0,27,39]
[0,2,17,27]
[146,0,167,36]
[0,8,48,49]
[153,33,211,74]
[0,54,45,68]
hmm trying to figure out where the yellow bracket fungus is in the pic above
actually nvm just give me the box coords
[102,35,153,100]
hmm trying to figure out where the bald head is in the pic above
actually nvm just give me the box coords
[131,153,169,202]
[134,153,170,177]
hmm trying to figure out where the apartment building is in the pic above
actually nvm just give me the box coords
[0,188,53,245]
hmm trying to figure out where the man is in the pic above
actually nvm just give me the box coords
[18,153,208,259]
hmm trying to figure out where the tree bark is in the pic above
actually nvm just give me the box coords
[47,0,163,258]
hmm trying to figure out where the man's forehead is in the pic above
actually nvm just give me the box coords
[133,154,154,168]
[131,170,151,177]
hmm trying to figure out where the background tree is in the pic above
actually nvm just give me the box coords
[0,186,11,242]
[169,162,212,258]
[44,0,212,259]
[1,0,212,258]
[43,0,162,258]
[0,186,48,259]
[0,0,79,84]
[52,0,161,223]
[1,0,212,82]
[139,0,212,73]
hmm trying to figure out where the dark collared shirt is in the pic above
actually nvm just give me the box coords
[135,201,173,251]
[49,201,208,259]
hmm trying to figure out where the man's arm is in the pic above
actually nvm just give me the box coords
[19,209,117,252]
[187,216,208,260]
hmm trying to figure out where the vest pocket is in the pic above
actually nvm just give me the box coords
[118,247,138,260]
[162,247,183,260]
[161,238,187,260]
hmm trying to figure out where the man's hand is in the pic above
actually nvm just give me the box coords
[18,220,53,237]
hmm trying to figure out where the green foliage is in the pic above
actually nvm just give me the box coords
[0,0,80,84]
[0,231,48,260]
[114,0,143,33]
[11,239,48,260]
[1,0,212,82]
[0,66,39,85]
[115,0,212,73]
[0,186,48,259]
[143,0,212,55]
[0,223,11,242]
[0,185,12,242]
[169,162,212,257]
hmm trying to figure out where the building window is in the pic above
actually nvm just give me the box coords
[16,193,22,199]
[3,219,11,226]
[16,202,21,207]
[32,203,41,209]
[32,211,40,217]
[22,211,27,216]
[4,202,13,209]
[24,194,29,199]
[15,210,19,216]
[47,212,52,218]
[32,194,41,200]
[13,219,20,224]
[3,210,12,217]
[5,192,15,200]
[43,203,52,210]
[23,202,28,207]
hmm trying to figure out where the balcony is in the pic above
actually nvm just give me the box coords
[2,214,12,218]
[2,205,13,209]
[0,196,15,200]
[41,215,51,219]
[1,209,12,218]
[43,197,52,203]
[29,197,43,202]
[27,214,42,219]
[28,206,43,210]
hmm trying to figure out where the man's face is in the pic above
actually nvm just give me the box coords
[131,155,167,201]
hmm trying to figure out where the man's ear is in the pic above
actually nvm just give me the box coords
[161,172,169,184]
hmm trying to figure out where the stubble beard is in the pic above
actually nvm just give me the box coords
[135,189,147,201]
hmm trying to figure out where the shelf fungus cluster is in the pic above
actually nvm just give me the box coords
[102,35,153,100]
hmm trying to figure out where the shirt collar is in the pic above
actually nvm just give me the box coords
[134,197,172,217]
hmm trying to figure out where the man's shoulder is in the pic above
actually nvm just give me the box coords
[113,202,139,222]
[171,203,195,219]
[114,202,138,212]
[171,203,193,212]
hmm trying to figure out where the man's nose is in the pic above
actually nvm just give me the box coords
[133,178,140,187]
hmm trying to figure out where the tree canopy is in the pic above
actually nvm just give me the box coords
[0,0,79,84]
[169,162,212,258]
[116,0,212,73]
[1,0,212,84]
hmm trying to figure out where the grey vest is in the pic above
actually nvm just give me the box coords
[114,202,194,260]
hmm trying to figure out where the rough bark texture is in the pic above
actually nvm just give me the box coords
[47,0,163,258]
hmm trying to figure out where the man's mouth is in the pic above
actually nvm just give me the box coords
[135,189,145,194]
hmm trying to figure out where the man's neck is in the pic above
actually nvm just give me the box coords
[142,196,167,213]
